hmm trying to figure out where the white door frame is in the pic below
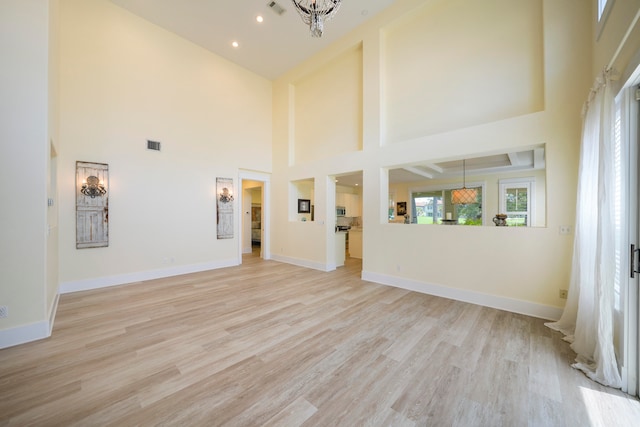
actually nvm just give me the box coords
[238,170,271,262]
[619,58,640,397]
[627,82,639,397]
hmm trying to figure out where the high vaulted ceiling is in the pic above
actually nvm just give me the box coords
[109,0,396,80]
[104,2,546,189]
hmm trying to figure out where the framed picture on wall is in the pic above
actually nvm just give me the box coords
[397,202,407,216]
[298,199,311,213]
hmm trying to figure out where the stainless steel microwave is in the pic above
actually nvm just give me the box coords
[336,206,346,216]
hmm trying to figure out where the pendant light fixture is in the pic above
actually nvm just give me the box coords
[451,159,478,204]
[291,0,342,37]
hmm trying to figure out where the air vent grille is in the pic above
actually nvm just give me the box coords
[267,1,286,15]
[147,140,161,151]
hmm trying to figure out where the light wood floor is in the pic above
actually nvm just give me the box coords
[2,251,639,426]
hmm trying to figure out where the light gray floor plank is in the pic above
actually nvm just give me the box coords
[1,250,639,426]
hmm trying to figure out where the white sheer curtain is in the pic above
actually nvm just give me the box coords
[546,69,622,388]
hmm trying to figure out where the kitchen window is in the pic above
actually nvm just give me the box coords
[499,178,535,227]
[410,183,483,225]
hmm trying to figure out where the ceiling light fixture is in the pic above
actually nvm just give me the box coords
[291,0,341,37]
[451,159,478,204]
[256,15,264,23]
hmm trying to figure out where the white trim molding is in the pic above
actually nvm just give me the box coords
[0,293,60,349]
[361,270,563,321]
[0,321,51,349]
[59,258,239,294]
[271,254,332,272]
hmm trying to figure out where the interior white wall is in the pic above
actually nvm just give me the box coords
[57,0,272,289]
[294,45,363,164]
[0,0,56,344]
[383,0,544,142]
[271,0,594,318]
[47,0,61,328]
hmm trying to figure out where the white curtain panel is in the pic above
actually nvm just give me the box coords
[546,69,622,388]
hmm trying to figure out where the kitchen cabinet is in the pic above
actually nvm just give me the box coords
[336,192,361,217]
[349,229,362,259]
[346,194,361,217]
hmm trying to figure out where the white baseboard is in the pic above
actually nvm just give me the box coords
[0,320,51,349]
[59,258,239,294]
[361,270,563,321]
[271,254,331,272]
[0,291,61,349]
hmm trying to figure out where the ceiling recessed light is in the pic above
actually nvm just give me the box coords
[256,15,264,23]
[232,41,239,48]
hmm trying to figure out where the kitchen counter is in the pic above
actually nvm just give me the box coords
[349,228,362,259]
[335,231,346,267]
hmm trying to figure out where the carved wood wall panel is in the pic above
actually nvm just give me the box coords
[76,161,109,249]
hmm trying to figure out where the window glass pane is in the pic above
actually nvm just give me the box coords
[447,187,482,226]
[506,214,528,227]
[413,191,442,224]
[506,187,528,212]
[500,180,533,227]
[412,187,482,225]
[598,0,608,19]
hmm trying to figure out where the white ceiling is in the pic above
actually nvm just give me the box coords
[109,0,396,80]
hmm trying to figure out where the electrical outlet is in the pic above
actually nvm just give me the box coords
[559,289,568,299]
[559,225,572,235]
[0,306,8,318]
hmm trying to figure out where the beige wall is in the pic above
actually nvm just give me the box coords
[271,0,596,318]
[383,0,544,142]
[47,0,61,331]
[57,0,272,287]
[294,45,363,164]
[0,0,54,339]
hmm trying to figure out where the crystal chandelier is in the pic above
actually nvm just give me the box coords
[451,159,478,204]
[291,0,342,37]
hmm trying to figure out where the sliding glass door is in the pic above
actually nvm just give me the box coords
[617,78,639,397]
[629,85,639,397]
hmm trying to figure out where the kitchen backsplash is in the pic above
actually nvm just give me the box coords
[337,216,362,227]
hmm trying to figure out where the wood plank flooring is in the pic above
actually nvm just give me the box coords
[2,250,640,426]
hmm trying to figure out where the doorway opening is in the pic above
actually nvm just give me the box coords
[239,170,271,263]
[334,171,363,268]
